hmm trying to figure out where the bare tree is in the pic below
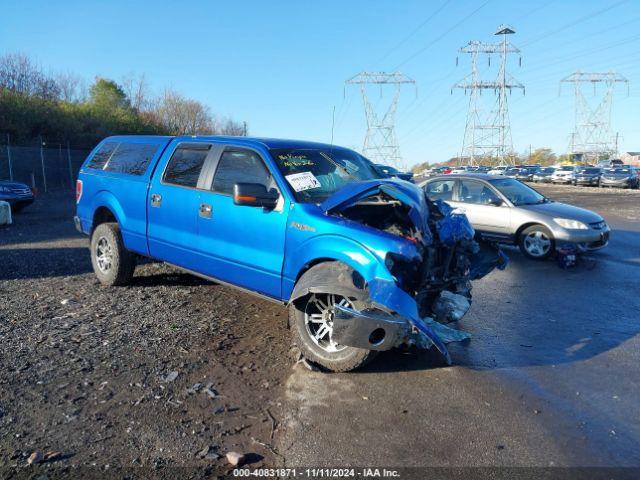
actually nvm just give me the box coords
[56,71,86,103]
[121,72,151,111]
[151,89,214,135]
[0,53,60,100]
[214,117,246,136]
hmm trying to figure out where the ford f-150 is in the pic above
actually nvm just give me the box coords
[75,135,505,372]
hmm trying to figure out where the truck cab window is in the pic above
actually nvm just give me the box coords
[163,144,210,188]
[212,149,273,195]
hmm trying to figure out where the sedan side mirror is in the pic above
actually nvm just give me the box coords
[233,183,279,210]
[487,197,504,206]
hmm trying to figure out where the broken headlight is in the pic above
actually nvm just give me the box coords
[385,252,420,292]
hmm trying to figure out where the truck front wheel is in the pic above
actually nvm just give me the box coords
[90,222,135,286]
[289,263,378,372]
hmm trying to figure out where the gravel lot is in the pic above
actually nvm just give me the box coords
[1,183,638,477]
[0,192,292,476]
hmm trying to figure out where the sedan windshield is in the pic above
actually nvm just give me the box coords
[578,168,601,174]
[270,148,382,203]
[489,178,547,206]
[607,167,631,174]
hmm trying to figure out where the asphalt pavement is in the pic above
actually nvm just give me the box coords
[279,184,640,470]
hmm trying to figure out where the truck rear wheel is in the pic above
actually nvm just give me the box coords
[90,222,135,286]
[289,263,378,372]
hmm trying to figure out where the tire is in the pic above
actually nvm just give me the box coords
[519,224,555,260]
[90,222,136,286]
[289,263,378,372]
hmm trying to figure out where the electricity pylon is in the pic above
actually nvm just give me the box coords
[560,71,629,162]
[453,25,524,165]
[346,72,415,170]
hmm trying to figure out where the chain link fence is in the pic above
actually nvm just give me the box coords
[0,135,91,192]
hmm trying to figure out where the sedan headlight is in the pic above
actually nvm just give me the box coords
[0,186,11,193]
[553,218,588,230]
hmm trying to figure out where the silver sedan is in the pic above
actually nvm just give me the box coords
[420,174,610,259]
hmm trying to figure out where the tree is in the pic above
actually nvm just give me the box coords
[529,147,557,166]
[56,72,86,103]
[151,89,213,135]
[121,72,150,111]
[0,52,60,100]
[88,77,130,110]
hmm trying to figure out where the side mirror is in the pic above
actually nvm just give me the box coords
[488,197,504,206]
[233,183,279,210]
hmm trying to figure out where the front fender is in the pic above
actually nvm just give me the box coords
[282,234,393,301]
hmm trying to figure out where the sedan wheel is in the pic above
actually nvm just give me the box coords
[519,225,555,260]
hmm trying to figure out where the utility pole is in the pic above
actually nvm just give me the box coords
[453,25,524,166]
[67,141,74,188]
[39,136,47,193]
[6,133,13,181]
[561,72,628,163]
[346,71,416,170]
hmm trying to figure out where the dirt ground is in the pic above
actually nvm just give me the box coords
[0,192,292,477]
[1,183,638,478]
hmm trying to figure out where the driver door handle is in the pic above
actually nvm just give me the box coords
[199,203,212,219]
[151,193,162,207]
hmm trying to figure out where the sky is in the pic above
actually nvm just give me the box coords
[1,0,639,168]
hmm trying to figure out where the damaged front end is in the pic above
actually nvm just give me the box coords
[321,180,508,364]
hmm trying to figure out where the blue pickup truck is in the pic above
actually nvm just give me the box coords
[75,135,504,371]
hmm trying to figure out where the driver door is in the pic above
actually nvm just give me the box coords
[195,147,289,299]
[449,179,511,239]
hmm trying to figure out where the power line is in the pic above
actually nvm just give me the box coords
[519,0,631,47]
[392,0,493,70]
[371,0,452,68]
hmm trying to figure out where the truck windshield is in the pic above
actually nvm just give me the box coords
[270,148,382,203]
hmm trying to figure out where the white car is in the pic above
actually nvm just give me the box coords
[488,166,508,175]
[550,166,576,184]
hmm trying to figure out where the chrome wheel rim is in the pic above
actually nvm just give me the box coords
[304,293,351,353]
[524,231,551,257]
[95,236,114,273]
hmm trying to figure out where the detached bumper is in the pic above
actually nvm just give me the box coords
[333,306,408,351]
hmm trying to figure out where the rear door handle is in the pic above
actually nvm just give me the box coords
[151,193,162,207]
[199,203,212,219]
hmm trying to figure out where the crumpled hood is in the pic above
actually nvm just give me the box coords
[320,179,431,244]
[520,201,602,223]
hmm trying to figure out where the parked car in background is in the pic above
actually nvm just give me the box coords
[504,167,520,178]
[429,166,452,176]
[596,159,624,169]
[487,165,508,176]
[573,167,602,186]
[0,180,34,212]
[532,167,555,183]
[421,174,610,260]
[599,166,639,189]
[373,164,413,182]
[516,166,539,182]
[475,166,491,173]
[550,165,576,184]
